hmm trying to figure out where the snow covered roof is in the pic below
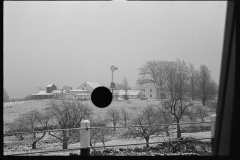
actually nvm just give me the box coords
[31,90,53,95]
[51,90,65,94]
[85,82,101,89]
[70,89,88,92]
[47,84,54,87]
[76,93,91,96]
[116,90,142,96]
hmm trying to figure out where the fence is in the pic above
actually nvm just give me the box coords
[4,116,216,156]
[3,101,27,108]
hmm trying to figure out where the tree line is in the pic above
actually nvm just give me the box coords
[137,59,218,105]
[6,99,213,149]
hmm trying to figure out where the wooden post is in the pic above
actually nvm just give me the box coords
[210,114,216,155]
[80,120,90,156]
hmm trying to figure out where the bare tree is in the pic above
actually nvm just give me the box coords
[7,109,51,149]
[62,86,72,90]
[7,116,28,141]
[120,106,131,126]
[156,104,174,136]
[163,97,193,138]
[195,106,208,122]
[38,87,46,91]
[90,115,112,148]
[117,77,131,100]
[45,99,92,149]
[138,60,168,101]
[4,87,10,102]
[165,61,178,100]
[185,108,198,132]
[188,63,198,100]
[121,105,163,148]
[106,107,120,131]
[196,65,218,105]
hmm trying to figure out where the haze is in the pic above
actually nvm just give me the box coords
[4,1,227,99]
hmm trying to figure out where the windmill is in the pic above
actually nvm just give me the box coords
[110,65,118,97]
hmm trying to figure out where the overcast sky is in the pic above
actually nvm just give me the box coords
[4,1,227,99]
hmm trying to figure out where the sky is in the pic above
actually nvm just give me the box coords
[4,1,227,99]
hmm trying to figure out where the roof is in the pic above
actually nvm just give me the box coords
[70,89,88,92]
[116,90,142,96]
[51,90,65,94]
[31,90,53,95]
[85,82,101,89]
[76,93,91,96]
[47,84,54,87]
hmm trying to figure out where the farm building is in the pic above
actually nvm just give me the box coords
[77,82,102,93]
[31,82,102,100]
[46,84,57,93]
[114,89,143,99]
[51,89,67,98]
[31,84,65,100]
[63,82,102,100]
[63,89,91,100]
[31,90,54,100]
[141,83,171,99]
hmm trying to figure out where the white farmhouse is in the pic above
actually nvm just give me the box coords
[77,82,102,93]
[141,83,171,99]
[64,89,90,100]
[63,82,102,100]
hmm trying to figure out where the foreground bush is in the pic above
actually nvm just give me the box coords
[90,137,211,156]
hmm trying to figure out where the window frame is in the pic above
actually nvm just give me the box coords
[213,1,237,156]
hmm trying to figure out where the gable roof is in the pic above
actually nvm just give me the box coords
[70,89,88,92]
[47,84,54,87]
[115,90,142,96]
[85,82,101,89]
[31,90,53,95]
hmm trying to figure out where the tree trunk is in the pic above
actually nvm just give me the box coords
[145,137,149,148]
[202,98,206,106]
[176,121,181,138]
[114,124,116,131]
[165,126,170,137]
[32,141,37,149]
[62,130,68,149]
[63,141,68,149]
[103,141,105,149]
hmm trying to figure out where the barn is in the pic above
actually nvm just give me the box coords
[47,84,57,93]
[31,84,57,100]
[31,90,53,100]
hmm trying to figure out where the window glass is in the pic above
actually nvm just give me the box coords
[3,1,227,156]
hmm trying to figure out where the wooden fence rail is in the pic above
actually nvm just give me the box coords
[4,116,216,156]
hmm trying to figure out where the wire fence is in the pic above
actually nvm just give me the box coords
[3,101,27,107]
[4,121,213,156]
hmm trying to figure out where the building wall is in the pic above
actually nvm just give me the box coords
[63,90,90,100]
[142,84,159,99]
[128,95,138,99]
[63,93,77,100]
[47,84,57,93]
[77,83,95,93]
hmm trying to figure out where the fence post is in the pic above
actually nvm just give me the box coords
[80,120,90,156]
[210,114,216,155]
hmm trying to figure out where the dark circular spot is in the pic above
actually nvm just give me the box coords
[91,86,112,108]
